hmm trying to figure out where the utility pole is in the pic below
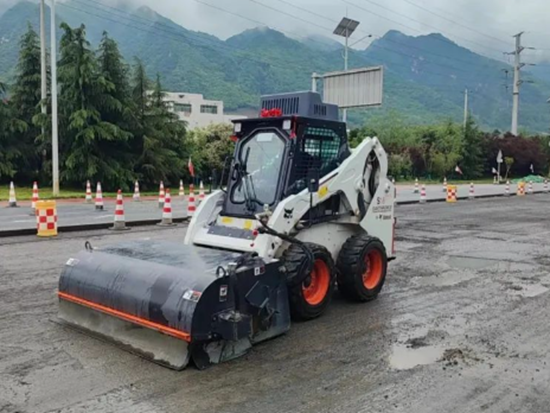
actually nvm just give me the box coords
[507,33,536,135]
[39,0,46,120]
[50,0,59,196]
[510,32,523,136]
[463,88,468,128]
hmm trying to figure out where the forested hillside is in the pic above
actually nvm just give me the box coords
[1,0,549,132]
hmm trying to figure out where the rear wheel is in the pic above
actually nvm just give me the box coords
[337,235,387,302]
[282,243,335,321]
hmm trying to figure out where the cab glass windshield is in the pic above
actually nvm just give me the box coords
[231,131,285,206]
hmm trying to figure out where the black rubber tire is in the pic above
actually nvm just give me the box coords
[282,243,336,321]
[337,234,388,302]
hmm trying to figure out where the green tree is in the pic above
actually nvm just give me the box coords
[504,156,514,180]
[131,64,187,187]
[0,83,28,179]
[9,24,43,181]
[460,117,483,179]
[58,23,132,188]
[189,123,235,183]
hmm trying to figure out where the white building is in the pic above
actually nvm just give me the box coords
[163,92,244,130]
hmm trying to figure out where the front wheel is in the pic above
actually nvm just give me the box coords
[337,235,387,302]
[282,243,335,321]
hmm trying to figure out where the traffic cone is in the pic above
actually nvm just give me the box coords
[111,190,129,231]
[190,183,195,197]
[199,181,205,201]
[442,177,447,193]
[419,184,427,203]
[8,181,17,207]
[85,180,92,203]
[158,181,165,208]
[468,182,475,200]
[158,189,175,226]
[413,178,419,193]
[544,179,549,193]
[95,182,104,210]
[31,181,39,214]
[528,181,533,195]
[505,180,510,196]
[133,180,140,202]
[179,180,185,197]
[188,189,196,218]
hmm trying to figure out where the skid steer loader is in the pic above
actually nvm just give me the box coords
[57,91,396,370]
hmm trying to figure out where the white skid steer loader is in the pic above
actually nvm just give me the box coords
[57,91,396,370]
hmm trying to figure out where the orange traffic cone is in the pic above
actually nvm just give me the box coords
[133,180,140,202]
[95,182,104,210]
[31,181,39,214]
[8,181,17,207]
[158,181,165,208]
[158,189,175,226]
[179,180,185,197]
[468,182,475,200]
[413,178,419,193]
[85,180,92,203]
[419,184,426,203]
[188,189,196,218]
[199,181,205,202]
[111,190,129,230]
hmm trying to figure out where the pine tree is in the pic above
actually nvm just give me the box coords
[97,32,132,125]
[58,23,132,188]
[130,63,187,187]
[0,83,28,179]
[9,24,43,181]
[460,117,484,179]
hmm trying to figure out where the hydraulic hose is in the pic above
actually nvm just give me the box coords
[257,218,314,286]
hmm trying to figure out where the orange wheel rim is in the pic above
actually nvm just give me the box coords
[302,259,330,306]
[363,250,383,290]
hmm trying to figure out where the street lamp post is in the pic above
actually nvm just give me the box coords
[333,17,360,123]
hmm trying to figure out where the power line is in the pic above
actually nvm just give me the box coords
[249,0,498,77]
[264,0,510,73]
[345,0,506,57]
[398,0,508,46]
[60,1,300,74]
[59,0,502,106]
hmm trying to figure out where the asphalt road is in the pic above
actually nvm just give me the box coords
[1,196,550,412]
[0,198,189,232]
[396,181,547,202]
[0,183,547,234]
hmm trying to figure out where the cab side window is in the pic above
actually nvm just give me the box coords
[289,126,348,194]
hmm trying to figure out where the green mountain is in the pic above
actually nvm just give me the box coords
[1,0,549,132]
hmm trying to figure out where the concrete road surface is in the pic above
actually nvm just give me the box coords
[1,183,547,235]
[396,181,547,203]
[0,198,189,232]
[1,197,550,412]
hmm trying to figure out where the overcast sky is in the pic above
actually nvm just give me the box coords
[2,0,549,61]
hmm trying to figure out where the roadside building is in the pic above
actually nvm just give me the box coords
[163,92,245,129]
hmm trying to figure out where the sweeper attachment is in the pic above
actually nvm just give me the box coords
[58,241,290,370]
[58,91,396,370]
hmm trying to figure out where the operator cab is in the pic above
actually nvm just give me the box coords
[223,92,351,218]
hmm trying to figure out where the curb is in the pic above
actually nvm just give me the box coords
[0,217,189,238]
[396,190,547,205]
[1,191,547,238]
